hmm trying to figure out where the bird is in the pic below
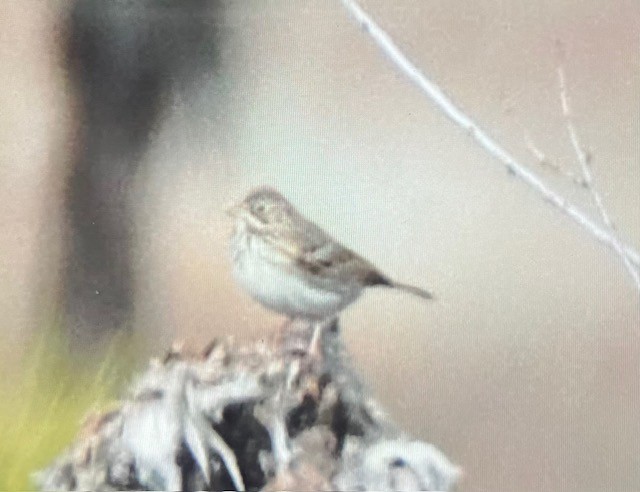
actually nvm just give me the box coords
[227,186,434,354]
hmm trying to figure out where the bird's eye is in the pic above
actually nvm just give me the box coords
[253,202,266,214]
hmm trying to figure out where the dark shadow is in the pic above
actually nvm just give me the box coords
[61,0,222,345]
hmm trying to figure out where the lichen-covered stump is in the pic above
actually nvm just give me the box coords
[36,321,461,491]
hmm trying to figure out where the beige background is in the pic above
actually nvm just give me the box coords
[2,1,640,490]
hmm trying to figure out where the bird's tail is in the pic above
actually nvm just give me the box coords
[391,281,434,300]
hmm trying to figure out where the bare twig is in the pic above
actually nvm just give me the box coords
[339,0,640,271]
[523,132,587,187]
[556,63,640,292]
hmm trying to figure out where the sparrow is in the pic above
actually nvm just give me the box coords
[228,186,433,352]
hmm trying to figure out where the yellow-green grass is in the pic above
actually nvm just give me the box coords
[0,329,137,491]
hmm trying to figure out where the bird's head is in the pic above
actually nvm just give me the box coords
[227,186,294,229]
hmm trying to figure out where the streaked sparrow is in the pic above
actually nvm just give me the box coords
[228,187,433,352]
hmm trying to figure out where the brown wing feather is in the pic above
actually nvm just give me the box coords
[255,200,433,299]
[297,240,388,286]
[262,204,391,286]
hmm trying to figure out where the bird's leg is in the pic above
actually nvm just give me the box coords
[308,322,321,358]
[307,319,329,360]
[279,317,329,359]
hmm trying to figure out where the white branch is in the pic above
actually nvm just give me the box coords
[523,132,587,188]
[557,65,640,292]
[340,0,640,271]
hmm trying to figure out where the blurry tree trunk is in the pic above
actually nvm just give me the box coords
[62,0,220,343]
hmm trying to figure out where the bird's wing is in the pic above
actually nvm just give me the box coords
[294,223,390,286]
[260,211,390,287]
[261,215,433,298]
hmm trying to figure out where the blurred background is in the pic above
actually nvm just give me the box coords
[1,0,639,490]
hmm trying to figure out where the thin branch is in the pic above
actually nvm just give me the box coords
[523,132,587,187]
[557,64,640,292]
[339,0,640,270]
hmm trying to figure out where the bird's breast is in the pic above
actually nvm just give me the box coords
[230,228,361,319]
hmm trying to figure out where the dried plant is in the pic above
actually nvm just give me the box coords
[36,322,460,491]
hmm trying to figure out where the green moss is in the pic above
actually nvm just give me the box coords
[0,328,137,491]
